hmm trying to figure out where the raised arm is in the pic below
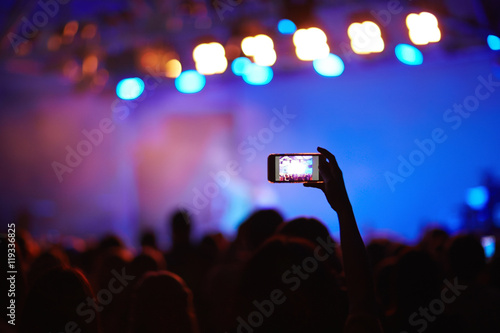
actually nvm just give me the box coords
[305,147,379,327]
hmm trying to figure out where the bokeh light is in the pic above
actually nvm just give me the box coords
[395,44,423,65]
[487,35,500,51]
[116,77,145,100]
[241,35,277,66]
[347,21,384,54]
[231,57,251,76]
[278,19,297,34]
[293,28,330,61]
[242,63,273,85]
[175,70,206,93]
[165,59,182,78]
[406,12,441,45]
[466,186,489,210]
[313,53,345,77]
[193,42,227,75]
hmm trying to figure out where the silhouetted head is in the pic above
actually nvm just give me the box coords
[170,210,192,246]
[447,234,485,282]
[130,271,198,333]
[140,230,158,249]
[278,217,342,273]
[238,209,284,252]
[237,235,346,333]
[27,247,70,287]
[98,234,125,252]
[128,248,166,282]
[19,266,100,333]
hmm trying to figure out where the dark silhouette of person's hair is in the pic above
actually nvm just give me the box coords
[278,217,342,273]
[235,235,347,333]
[238,209,284,252]
[129,270,199,333]
[19,266,100,333]
[447,234,485,282]
[26,246,70,288]
[140,229,158,249]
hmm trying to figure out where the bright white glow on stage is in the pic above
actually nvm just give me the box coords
[395,44,423,65]
[116,77,145,100]
[406,12,441,45]
[313,53,345,76]
[193,42,227,75]
[241,34,277,67]
[487,35,500,51]
[278,19,297,35]
[347,21,384,54]
[466,186,489,210]
[293,28,330,61]
[175,70,206,93]
[242,63,273,85]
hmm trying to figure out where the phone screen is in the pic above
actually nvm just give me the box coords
[268,154,322,183]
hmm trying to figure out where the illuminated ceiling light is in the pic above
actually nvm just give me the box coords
[116,78,145,100]
[487,35,500,51]
[395,44,423,65]
[193,42,227,75]
[165,59,182,78]
[278,19,297,34]
[347,21,384,54]
[81,24,97,39]
[313,54,345,77]
[82,55,98,75]
[175,70,206,93]
[293,28,330,61]
[406,12,441,45]
[242,63,273,85]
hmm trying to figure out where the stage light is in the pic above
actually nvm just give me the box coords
[116,78,145,100]
[278,19,296,34]
[232,57,251,76]
[481,236,496,258]
[347,21,384,54]
[82,55,98,75]
[293,28,330,61]
[193,42,227,75]
[487,35,500,51]
[313,53,344,77]
[466,186,489,210]
[165,59,182,78]
[406,12,441,45]
[241,35,277,66]
[242,63,273,85]
[175,70,206,93]
[395,44,423,65]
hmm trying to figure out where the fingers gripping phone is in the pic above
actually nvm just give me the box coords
[268,153,324,183]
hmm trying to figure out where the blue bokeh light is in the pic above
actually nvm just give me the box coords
[466,186,489,210]
[116,77,145,100]
[232,57,251,76]
[313,54,345,77]
[242,63,273,85]
[395,44,423,66]
[175,70,206,94]
[487,35,500,51]
[278,19,297,34]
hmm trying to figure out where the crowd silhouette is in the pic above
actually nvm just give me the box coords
[2,148,500,333]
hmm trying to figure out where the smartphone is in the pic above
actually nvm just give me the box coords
[268,153,324,183]
[481,235,496,259]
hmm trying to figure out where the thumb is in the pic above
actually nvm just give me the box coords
[303,183,325,191]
